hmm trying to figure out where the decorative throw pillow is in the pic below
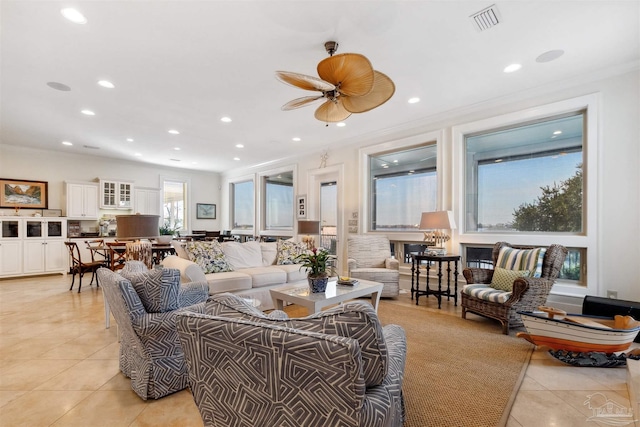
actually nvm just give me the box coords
[496,246,546,278]
[121,268,180,313]
[490,267,530,292]
[185,241,233,274]
[276,239,307,265]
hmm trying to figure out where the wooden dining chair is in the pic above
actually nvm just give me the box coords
[106,241,127,270]
[85,239,108,264]
[65,241,105,292]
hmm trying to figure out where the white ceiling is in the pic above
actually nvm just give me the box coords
[1,1,638,173]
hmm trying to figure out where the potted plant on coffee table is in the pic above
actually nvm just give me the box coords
[295,247,330,293]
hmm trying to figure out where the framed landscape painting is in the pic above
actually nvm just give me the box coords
[196,203,216,219]
[0,178,48,209]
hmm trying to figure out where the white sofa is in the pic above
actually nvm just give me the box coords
[161,240,307,310]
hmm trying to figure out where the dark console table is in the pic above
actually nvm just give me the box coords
[411,253,461,309]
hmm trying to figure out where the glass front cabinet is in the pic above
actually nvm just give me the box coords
[100,179,134,209]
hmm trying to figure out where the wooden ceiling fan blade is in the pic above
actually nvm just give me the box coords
[317,53,374,97]
[314,100,352,123]
[281,96,323,111]
[342,71,395,113]
[275,71,335,92]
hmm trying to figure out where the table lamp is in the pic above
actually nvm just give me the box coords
[297,220,321,250]
[419,211,456,255]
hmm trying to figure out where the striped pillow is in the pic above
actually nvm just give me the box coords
[496,246,546,278]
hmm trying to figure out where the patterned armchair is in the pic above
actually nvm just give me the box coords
[176,293,407,427]
[97,262,209,400]
[347,235,400,297]
[461,242,568,334]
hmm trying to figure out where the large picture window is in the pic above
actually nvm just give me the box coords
[465,113,584,233]
[263,171,293,231]
[162,179,187,232]
[369,144,438,231]
[232,179,254,230]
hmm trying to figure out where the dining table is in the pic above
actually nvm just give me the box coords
[87,242,176,270]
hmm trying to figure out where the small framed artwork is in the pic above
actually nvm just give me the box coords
[0,178,48,209]
[196,203,216,219]
[297,195,306,219]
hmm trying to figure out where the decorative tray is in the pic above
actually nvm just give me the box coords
[337,279,359,286]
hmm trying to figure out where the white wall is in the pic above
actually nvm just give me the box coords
[0,146,222,231]
[222,68,640,305]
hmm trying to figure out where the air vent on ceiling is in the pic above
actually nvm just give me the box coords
[83,145,100,149]
[470,4,501,32]
[170,158,181,162]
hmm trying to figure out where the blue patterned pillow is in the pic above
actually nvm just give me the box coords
[121,268,180,313]
[185,241,233,273]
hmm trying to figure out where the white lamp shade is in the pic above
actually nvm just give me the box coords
[419,211,456,230]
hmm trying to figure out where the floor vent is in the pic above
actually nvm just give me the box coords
[470,4,501,32]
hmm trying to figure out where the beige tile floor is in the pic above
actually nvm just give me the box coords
[0,274,635,426]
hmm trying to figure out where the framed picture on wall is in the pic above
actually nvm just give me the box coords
[297,194,306,219]
[196,203,216,219]
[0,178,48,209]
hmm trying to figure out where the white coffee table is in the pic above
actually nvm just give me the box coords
[270,279,384,314]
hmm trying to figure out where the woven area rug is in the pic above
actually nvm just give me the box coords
[377,295,533,427]
[284,294,533,427]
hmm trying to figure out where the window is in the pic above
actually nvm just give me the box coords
[369,144,438,231]
[465,113,584,233]
[320,181,337,254]
[232,179,254,230]
[162,179,186,232]
[263,171,293,231]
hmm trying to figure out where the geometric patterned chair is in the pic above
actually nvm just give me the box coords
[177,293,407,427]
[347,234,400,298]
[96,262,209,399]
[461,242,568,334]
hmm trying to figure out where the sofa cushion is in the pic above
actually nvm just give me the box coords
[490,267,530,292]
[260,242,278,266]
[121,267,181,312]
[222,241,263,269]
[462,284,511,304]
[237,267,287,288]
[185,241,233,274]
[277,239,307,265]
[204,271,253,293]
[496,246,546,278]
[172,241,188,259]
[273,263,308,282]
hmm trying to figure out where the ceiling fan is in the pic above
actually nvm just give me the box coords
[276,41,395,123]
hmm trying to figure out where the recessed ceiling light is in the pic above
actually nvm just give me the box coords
[62,141,73,146]
[553,130,562,135]
[536,49,565,63]
[47,82,71,91]
[126,138,134,142]
[81,109,95,116]
[221,117,232,123]
[174,147,181,151]
[134,152,142,157]
[336,122,346,127]
[235,144,244,148]
[97,80,115,89]
[393,160,398,163]
[192,161,198,165]
[61,8,87,24]
[495,159,503,163]
[292,137,301,142]
[408,97,420,104]
[382,165,389,169]
[233,157,240,161]
[168,129,180,135]
[503,63,522,73]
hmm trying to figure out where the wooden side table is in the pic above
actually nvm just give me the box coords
[411,253,461,309]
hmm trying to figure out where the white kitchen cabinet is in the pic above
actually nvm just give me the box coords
[0,240,22,276]
[66,181,99,219]
[134,187,160,216]
[100,179,134,209]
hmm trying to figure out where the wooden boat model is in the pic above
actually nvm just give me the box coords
[516,306,640,353]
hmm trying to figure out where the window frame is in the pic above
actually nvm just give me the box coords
[452,94,599,297]
[160,175,190,233]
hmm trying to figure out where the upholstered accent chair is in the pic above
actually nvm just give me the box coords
[461,242,568,334]
[96,262,209,399]
[347,235,400,297]
[176,293,407,427]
